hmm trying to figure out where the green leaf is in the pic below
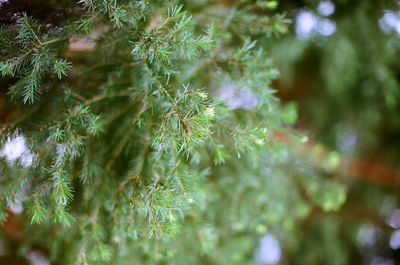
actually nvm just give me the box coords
[53,59,72,79]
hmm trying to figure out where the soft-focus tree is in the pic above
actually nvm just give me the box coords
[269,0,400,264]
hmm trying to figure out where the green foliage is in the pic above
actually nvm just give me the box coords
[153,85,214,155]
[131,5,213,65]
[0,14,71,104]
[0,1,353,264]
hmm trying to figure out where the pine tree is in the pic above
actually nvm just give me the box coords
[0,1,348,264]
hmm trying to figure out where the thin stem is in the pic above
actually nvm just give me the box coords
[8,47,35,68]
[173,150,190,200]
[25,19,42,45]
[84,90,132,105]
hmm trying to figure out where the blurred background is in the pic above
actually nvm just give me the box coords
[255,0,400,264]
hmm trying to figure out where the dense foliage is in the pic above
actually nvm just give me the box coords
[1,0,399,264]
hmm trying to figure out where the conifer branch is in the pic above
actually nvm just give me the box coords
[0,2,349,264]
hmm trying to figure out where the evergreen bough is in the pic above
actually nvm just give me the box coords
[0,1,346,264]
